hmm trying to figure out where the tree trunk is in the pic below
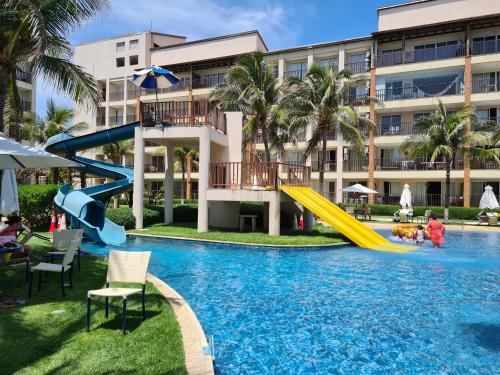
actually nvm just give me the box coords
[66,168,72,184]
[53,168,60,184]
[181,162,185,205]
[80,171,87,188]
[260,119,271,163]
[186,155,192,200]
[0,67,8,135]
[444,163,451,224]
[319,127,328,196]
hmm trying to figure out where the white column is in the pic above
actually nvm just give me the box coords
[307,48,314,69]
[132,127,144,229]
[105,78,110,127]
[269,192,281,236]
[197,127,210,232]
[305,48,315,168]
[164,144,174,224]
[338,47,346,70]
[278,55,285,84]
[122,77,128,124]
[303,208,314,231]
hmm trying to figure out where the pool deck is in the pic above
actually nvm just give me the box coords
[147,274,215,375]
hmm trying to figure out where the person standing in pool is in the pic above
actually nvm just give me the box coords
[427,214,445,248]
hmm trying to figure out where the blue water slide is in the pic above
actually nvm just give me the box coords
[45,122,139,245]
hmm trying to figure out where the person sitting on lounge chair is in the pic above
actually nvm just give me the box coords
[0,215,33,259]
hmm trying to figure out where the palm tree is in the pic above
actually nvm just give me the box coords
[22,98,88,184]
[174,147,199,204]
[281,65,374,195]
[401,100,500,222]
[210,52,282,162]
[0,0,108,138]
[102,141,134,207]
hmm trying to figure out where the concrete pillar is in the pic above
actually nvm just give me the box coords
[269,192,281,236]
[197,127,210,232]
[278,55,285,84]
[164,144,174,224]
[336,144,344,204]
[368,68,376,204]
[307,48,314,69]
[463,55,472,208]
[186,155,192,200]
[105,78,110,127]
[338,47,346,71]
[132,127,144,229]
[263,202,269,230]
[303,208,314,232]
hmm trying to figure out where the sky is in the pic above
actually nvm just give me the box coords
[36,0,400,116]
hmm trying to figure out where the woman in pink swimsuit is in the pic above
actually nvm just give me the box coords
[427,214,445,248]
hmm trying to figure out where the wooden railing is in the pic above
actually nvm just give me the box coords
[140,100,226,133]
[209,162,311,190]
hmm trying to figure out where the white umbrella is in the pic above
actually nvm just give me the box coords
[399,183,412,208]
[342,183,378,194]
[0,136,80,169]
[479,185,499,209]
[0,169,19,215]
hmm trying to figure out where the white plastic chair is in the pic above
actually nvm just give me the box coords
[28,239,80,298]
[86,251,151,334]
[45,229,84,270]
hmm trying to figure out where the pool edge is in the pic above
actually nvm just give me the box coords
[128,232,350,248]
[147,273,215,375]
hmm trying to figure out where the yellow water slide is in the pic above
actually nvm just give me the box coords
[279,186,415,252]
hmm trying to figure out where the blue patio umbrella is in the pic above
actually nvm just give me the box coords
[131,65,180,123]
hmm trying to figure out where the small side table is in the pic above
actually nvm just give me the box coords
[239,215,258,232]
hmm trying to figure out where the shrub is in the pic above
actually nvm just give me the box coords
[18,184,60,227]
[173,205,197,222]
[106,207,162,229]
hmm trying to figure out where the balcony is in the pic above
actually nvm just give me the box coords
[21,100,31,112]
[343,159,368,172]
[312,160,336,172]
[376,81,464,101]
[109,91,124,101]
[473,117,499,128]
[377,121,415,136]
[127,89,140,98]
[126,114,136,123]
[145,164,165,173]
[472,78,500,94]
[159,79,191,93]
[375,157,459,171]
[15,68,32,84]
[345,62,369,74]
[471,40,500,56]
[140,100,226,133]
[192,75,225,89]
[283,69,305,80]
[376,45,466,67]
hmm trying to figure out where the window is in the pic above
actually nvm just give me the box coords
[414,40,459,61]
[129,39,139,50]
[472,35,500,55]
[413,113,430,122]
[116,41,125,52]
[385,81,403,100]
[287,151,303,164]
[347,53,366,64]
[129,55,138,65]
[151,181,163,192]
[152,156,164,172]
[203,73,225,87]
[286,61,307,78]
[318,57,337,69]
[116,57,125,67]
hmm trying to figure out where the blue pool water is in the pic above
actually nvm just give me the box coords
[84,230,500,374]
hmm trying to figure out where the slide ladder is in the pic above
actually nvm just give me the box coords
[279,186,415,252]
[45,122,140,245]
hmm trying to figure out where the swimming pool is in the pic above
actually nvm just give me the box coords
[84,229,500,374]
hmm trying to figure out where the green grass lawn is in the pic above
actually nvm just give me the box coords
[130,222,345,246]
[0,236,186,375]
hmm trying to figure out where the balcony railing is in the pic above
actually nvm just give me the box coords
[284,69,306,80]
[472,40,500,56]
[376,45,466,67]
[15,68,32,84]
[312,160,336,172]
[140,100,226,133]
[345,61,369,74]
[21,100,31,112]
[473,117,499,128]
[145,164,165,173]
[159,79,191,93]
[343,159,369,172]
[192,76,226,89]
[377,121,415,136]
[127,89,140,98]
[375,157,461,171]
[209,162,310,190]
[109,116,123,126]
[376,193,490,208]
[376,81,464,101]
[126,114,136,123]
[109,91,124,101]
[96,116,106,126]
[472,78,500,94]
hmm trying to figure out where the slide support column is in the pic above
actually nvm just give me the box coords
[133,127,144,229]
[197,127,210,232]
[164,144,174,224]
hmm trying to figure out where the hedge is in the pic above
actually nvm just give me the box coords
[18,184,60,227]
[340,203,500,221]
[106,206,163,229]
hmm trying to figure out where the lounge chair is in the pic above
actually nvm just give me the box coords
[44,229,84,271]
[417,210,432,224]
[346,207,355,216]
[28,239,79,298]
[477,212,498,226]
[87,251,151,334]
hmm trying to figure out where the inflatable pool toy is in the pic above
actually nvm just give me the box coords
[392,223,429,240]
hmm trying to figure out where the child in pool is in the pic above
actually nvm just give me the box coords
[414,224,425,246]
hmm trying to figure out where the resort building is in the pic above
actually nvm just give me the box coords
[16,65,36,118]
[73,0,500,207]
